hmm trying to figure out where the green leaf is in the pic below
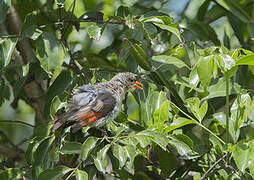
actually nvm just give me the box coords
[124,145,136,175]
[38,166,72,180]
[217,54,235,72]
[186,21,220,45]
[155,146,179,176]
[248,140,254,179]
[134,135,151,148]
[25,135,48,165]
[0,0,11,24]
[75,170,88,180]
[86,23,104,40]
[98,144,111,159]
[44,70,72,118]
[152,100,170,130]
[0,168,21,180]
[152,55,188,68]
[113,144,127,168]
[60,142,82,154]
[94,152,107,173]
[21,12,43,40]
[203,77,231,100]
[81,137,99,160]
[186,98,208,122]
[0,38,18,69]
[141,16,173,24]
[153,22,182,42]
[230,94,252,142]
[233,141,248,172]
[214,0,250,23]
[236,55,254,66]
[197,55,214,89]
[35,32,65,73]
[32,136,55,179]
[169,139,193,157]
[129,42,151,71]
[137,130,169,151]
[165,117,197,133]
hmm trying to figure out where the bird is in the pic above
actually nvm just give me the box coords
[51,72,143,133]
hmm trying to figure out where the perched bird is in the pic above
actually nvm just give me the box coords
[51,72,143,133]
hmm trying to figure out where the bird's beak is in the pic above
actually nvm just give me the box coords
[133,81,143,89]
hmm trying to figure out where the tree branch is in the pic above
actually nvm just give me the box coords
[201,153,228,180]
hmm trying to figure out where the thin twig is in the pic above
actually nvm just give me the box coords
[0,120,34,127]
[200,153,228,180]
[0,19,122,39]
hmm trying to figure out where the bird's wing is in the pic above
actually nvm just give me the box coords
[52,85,116,132]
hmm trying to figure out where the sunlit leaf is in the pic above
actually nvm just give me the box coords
[35,32,65,73]
[0,168,21,180]
[0,38,18,69]
[153,100,170,131]
[60,142,82,154]
[86,23,104,40]
[113,144,127,168]
[129,42,151,71]
[153,22,182,42]
[236,55,254,66]
[94,152,107,173]
[233,141,249,172]
[169,139,193,157]
[21,12,42,40]
[152,55,188,68]
[165,117,197,133]
[186,98,208,122]
[124,145,136,174]
[197,55,214,89]
[38,166,72,180]
[75,170,88,180]
[81,137,99,160]
[137,130,169,151]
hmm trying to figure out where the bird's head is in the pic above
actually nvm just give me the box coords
[110,72,143,91]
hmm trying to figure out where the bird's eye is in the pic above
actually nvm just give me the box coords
[128,78,135,82]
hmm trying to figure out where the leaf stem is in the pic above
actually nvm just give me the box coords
[225,72,230,134]
[169,101,225,145]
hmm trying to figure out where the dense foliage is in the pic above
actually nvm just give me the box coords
[1,0,254,179]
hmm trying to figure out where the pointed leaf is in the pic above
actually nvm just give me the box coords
[214,0,250,23]
[21,12,42,40]
[38,166,72,180]
[197,55,214,89]
[153,22,182,42]
[152,101,170,130]
[35,32,65,73]
[75,170,88,180]
[94,152,107,173]
[87,23,104,40]
[81,137,99,160]
[129,42,151,71]
[60,142,82,154]
[113,144,127,168]
[0,38,18,69]
[236,55,254,66]
[152,55,188,68]
[233,141,248,172]
[165,117,197,133]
